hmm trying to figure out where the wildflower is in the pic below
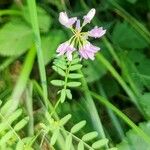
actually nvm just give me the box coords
[57,8,106,61]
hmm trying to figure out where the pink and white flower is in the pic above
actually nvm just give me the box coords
[57,41,76,61]
[79,42,100,60]
[59,12,77,28]
[57,8,106,61]
[88,26,106,38]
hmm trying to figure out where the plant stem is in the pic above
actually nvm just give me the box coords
[27,0,48,108]
[96,53,141,111]
[9,47,36,113]
[90,91,150,145]
[79,70,107,141]
[98,84,125,140]
[102,37,120,66]
[25,82,34,136]
[0,10,21,16]
[0,57,16,71]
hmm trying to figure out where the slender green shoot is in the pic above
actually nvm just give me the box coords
[27,0,48,108]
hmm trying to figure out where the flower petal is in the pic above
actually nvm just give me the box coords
[86,43,100,52]
[59,12,77,28]
[56,41,69,55]
[88,26,106,38]
[76,19,81,31]
[59,12,69,26]
[83,8,96,25]
[79,42,100,60]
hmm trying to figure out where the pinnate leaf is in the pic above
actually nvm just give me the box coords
[52,66,66,76]
[77,141,84,150]
[59,114,72,126]
[68,73,83,79]
[67,82,81,87]
[65,134,72,150]
[71,120,86,134]
[66,89,72,99]
[92,139,109,149]
[70,64,82,71]
[60,89,66,103]
[82,131,98,142]
[51,129,60,145]
[51,80,65,86]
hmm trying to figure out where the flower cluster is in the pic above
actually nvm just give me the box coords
[57,8,106,61]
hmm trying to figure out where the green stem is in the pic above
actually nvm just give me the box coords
[96,53,141,110]
[0,57,16,71]
[102,37,120,66]
[25,82,34,136]
[98,84,125,140]
[90,91,150,145]
[9,47,36,113]
[27,0,48,108]
[0,10,21,16]
[50,59,72,115]
[79,70,107,141]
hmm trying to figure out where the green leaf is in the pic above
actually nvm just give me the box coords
[0,109,22,132]
[112,21,148,49]
[51,129,60,145]
[23,6,52,33]
[83,59,106,83]
[92,139,109,149]
[0,130,14,145]
[140,93,150,118]
[16,137,34,150]
[82,131,98,142]
[66,89,72,99]
[0,100,12,115]
[67,82,81,87]
[52,66,66,77]
[108,148,118,150]
[0,21,33,56]
[71,58,80,64]
[65,134,72,150]
[59,114,72,126]
[51,80,65,86]
[42,30,66,65]
[77,141,84,150]
[53,61,67,70]
[126,0,137,4]
[117,122,150,150]
[60,89,66,103]
[14,117,29,131]
[71,120,86,134]
[68,73,83,79]
[70,64,82,71]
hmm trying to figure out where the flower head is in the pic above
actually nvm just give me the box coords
[57,8,106,61]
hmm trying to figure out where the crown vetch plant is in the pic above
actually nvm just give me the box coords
[57,8,106,61]
[51,8,106,106]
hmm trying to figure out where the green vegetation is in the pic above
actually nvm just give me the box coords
[0,0,150,149]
